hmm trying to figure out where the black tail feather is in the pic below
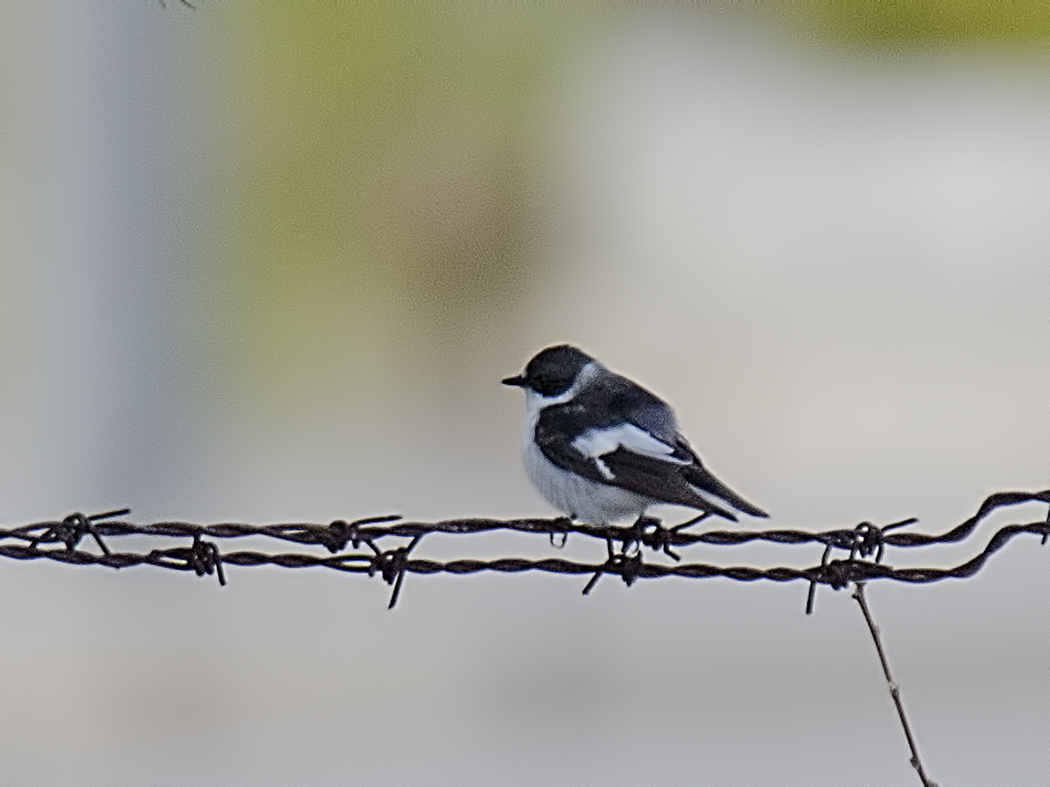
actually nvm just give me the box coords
[683,464,769,519]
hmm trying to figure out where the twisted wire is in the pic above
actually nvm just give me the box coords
[1,490,1045,610]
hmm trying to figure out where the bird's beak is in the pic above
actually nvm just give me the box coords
[501,374,527,387]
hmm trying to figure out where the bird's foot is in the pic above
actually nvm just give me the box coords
[620,515,681,561]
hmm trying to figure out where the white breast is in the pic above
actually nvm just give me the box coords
[520,405,651,525]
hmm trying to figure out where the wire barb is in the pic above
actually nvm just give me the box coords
[27,509,129,556]
[367,534,423,609]
[148,534,225,586]
[802,517,920,614]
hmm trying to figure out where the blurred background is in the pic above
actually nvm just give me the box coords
[2,3,1048,785]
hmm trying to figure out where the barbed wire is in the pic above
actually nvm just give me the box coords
[2,490,1046,612]
[4,488,1045,786]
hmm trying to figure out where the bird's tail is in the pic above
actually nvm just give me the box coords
[684,464,769,519]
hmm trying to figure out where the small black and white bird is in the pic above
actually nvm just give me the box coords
[503,344,768,525]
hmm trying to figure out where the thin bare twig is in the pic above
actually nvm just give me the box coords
[853,582,938,787]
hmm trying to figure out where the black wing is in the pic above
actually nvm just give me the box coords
[534,373,769,521]
[534,400,740,522]
[598,446,739,520]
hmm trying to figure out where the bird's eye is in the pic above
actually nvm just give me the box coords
[531,373,572,397]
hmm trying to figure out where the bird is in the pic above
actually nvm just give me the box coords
[502,344,768,525]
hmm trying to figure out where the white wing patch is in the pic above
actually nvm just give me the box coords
[593,457,615,481]
[571,424,687,464]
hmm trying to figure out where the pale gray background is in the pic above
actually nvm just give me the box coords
[2,4,1047,785]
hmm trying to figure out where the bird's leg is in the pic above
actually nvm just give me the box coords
[617,515,644,556]
[620,514,669,558]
